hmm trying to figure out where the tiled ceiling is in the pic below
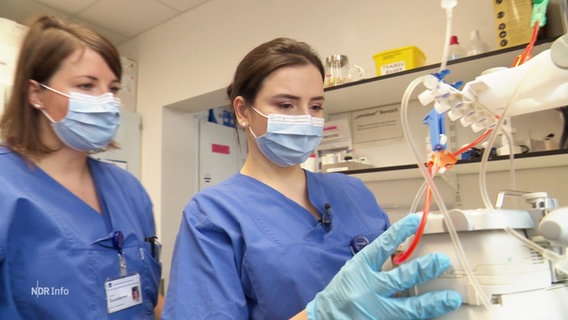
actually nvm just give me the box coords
[0,0,210,45]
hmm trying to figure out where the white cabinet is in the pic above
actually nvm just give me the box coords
[96,109,142,178]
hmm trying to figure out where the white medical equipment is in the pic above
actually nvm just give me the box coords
[399,6,568,316]
[410,194,568,319]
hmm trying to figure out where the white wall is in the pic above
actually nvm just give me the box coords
[115,0,539,288]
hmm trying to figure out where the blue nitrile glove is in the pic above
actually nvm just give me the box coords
[306,214,462,320]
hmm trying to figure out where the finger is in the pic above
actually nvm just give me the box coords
[359,214,420,269]
[373,252,451,296]
[378,290,462,320]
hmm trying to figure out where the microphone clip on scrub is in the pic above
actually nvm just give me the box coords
[321,203,332,231]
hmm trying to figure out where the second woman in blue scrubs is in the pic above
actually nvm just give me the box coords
[163,37,461,320]
[0,15,162,319]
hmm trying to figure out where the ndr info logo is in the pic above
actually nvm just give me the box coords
[31,281,70,298]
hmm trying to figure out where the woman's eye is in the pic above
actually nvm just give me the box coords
[279,103,294,109]
[311,105,324,112]
[77,83,94,90]
[110,86,121,94]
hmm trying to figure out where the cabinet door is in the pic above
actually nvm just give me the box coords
[198,120,245,190]
[96,110,142,178]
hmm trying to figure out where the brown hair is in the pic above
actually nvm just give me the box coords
[227,37,324,104]
[0,15,122,157]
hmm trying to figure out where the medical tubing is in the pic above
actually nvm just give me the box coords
[399,130,492,264]
[479,120,516,209]
[394,0,455,265]
[439,7,454,71]
[394,164,436,264]
[400,76,495,314]
[504,129,518,194]
[393,184,433,264]
[453,129,493,156]
[479,49,550,209]
[478,48,564,264]
[410,181,428,214]
[484,126,518,204]
[513,23,540,67]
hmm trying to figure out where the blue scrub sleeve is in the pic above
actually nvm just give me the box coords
[162,200,248,320]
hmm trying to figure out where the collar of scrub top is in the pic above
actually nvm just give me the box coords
[88,157,131,234]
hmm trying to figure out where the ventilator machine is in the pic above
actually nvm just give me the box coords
[394,0,568,318]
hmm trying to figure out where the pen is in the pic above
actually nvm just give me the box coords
[144,236,160,259]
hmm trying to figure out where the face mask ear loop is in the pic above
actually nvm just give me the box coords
[35,83,66,124]
[247,103,268,138]
[39,83,70,98]
[39,108,57,124]
[248,126,259,138]
[248,103,268,119]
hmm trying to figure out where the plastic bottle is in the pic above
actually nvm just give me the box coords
[466,30,489,56]
[448,35,466,61]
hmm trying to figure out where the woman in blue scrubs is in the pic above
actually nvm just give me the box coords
[163,38,462,319]
[0,15,162,319]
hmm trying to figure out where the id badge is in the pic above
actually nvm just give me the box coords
[105,273,143,314]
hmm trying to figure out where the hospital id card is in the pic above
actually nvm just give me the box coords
[104,273,143,314]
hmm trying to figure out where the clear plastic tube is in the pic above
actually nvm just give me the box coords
[399,76,495,314]
[410,182,428,214]
[503,129,518,201]
[393,165,436,264]
[477,49,565,264]
[439,8,454,71]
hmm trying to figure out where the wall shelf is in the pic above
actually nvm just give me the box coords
[344,149,568,183]
[321,37,566,183]
[323,39,557,115]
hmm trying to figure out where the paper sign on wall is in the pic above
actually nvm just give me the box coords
[352,105,403,144]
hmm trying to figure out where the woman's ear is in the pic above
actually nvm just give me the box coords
[28,80,43,109]
[234,96,249,128]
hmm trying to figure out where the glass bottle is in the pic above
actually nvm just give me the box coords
[448,35,466,61]
[466,30,489,56]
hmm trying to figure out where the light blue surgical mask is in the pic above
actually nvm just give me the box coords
[249,105,324,167]
[38,84,121,151]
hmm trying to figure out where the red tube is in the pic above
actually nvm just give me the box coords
[453,129,493,156]
[393,128,493,265]
[512,22,540,67]
[393,184,432,265]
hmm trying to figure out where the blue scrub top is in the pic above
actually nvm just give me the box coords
[0,147,161,319]
[163,170,390,320]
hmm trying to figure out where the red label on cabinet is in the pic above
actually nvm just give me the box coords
[212,144,230,154]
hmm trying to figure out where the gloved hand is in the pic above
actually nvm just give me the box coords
[306,214,462,320]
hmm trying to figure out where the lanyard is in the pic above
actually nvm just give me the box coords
[94,171,128,277]
[112,230,127,276]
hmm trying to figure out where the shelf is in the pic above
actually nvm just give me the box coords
[323,39,557,115]
[166,39,559,116]
[344,149,568,183]
[321,37,565,183]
